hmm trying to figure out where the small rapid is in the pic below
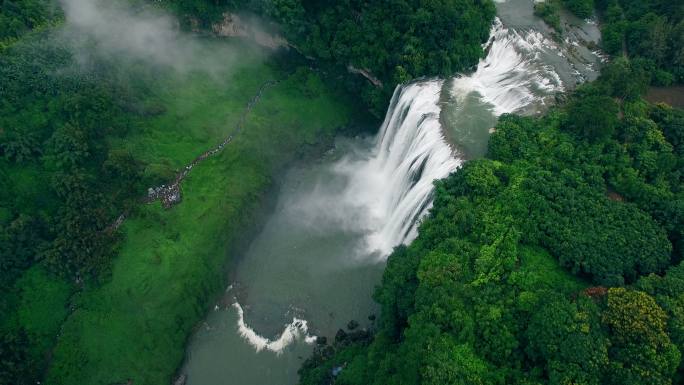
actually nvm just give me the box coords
[233,302,317,354]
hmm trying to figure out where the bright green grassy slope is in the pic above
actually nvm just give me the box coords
[44,48,354,384]
[114,68,269,168]
[14,267,73,363]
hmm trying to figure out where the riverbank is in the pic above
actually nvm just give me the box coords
[35,40,360,384]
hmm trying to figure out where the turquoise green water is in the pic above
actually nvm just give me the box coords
[182,140,385,385]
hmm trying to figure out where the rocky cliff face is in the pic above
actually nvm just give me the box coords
[212,13,288,50]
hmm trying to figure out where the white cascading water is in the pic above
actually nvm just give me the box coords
[334,81,461,255]
[453,18,564,115]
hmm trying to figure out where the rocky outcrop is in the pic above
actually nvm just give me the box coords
[212,13,288,50]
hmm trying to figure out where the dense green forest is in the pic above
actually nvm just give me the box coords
[0,33,146,383]
[256,0,496,114]
[0,0,59,44]
[299,58,684,385]
[597,0,683,85]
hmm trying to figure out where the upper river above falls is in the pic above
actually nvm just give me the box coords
[180,1,603,384]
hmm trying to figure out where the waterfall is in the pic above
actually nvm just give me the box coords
[222,13,601,356]
[339,81,461,255]
[371,82,461,250]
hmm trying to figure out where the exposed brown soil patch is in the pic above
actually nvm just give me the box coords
[646,86,684,109]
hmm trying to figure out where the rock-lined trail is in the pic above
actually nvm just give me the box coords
[104,78,280,233]
[147,79,280,208]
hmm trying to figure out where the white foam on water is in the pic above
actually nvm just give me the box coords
[234,302,316,354]
[452,18,565,115]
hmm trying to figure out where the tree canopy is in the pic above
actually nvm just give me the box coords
[168,0,497,114]
[299,60,684,385]
[597,0,684,84]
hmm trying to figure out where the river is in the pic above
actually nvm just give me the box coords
[180,1,602,384]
